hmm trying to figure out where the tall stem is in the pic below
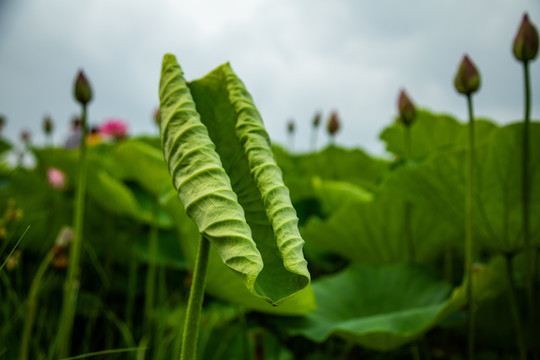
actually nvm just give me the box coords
[505,253,527,360]
[180,234,210,360]
[404,125,415,262]
[310,126,318,151]
[522,61,536,350]
[465,94,475,360]
[57,104,88,358]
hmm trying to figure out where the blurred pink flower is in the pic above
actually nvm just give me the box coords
[99,119,128,140]
[47,167,66,189]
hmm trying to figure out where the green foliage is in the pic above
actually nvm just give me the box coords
[281,258,505,351]
[159,55,310,305]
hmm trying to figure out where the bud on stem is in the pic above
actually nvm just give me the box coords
[454,55,481,96]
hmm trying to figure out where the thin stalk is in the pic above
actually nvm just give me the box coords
[19,249,54,360]
[144,216,159,330]
[522,61,536,356]
[465,94,475,360]
[310,126,319,151]
[126,254,138,328]
[505,253,527,360]
[57,104,89,358]
[404,125,415,262]
[180,234,210,360]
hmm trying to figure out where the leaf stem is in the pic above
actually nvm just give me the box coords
[505,253,527,359]
[180,234,210,360]
[465,93,475,360]
[522,61,537,357]
[57,103,89,358]
[404,125,415,262]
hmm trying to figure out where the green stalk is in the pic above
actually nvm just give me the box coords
[465,93,475,360]
[404,125,415,262]
[57,104,89,358]
[522,61,536,352]
[180,234,210,360]
[144,217,159,330]
[310,126,318,151]
[19,249,54,360]
[505,253,527,359]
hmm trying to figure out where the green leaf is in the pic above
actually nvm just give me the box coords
[282,258,505,351]
[113,139,172,196]
[379,109,498,160]
[301,178,459,264]
[384,122,540,253]
[161,188,315,315]
[158,54,310,305]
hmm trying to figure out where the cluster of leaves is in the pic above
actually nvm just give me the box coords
[0,95,537,358]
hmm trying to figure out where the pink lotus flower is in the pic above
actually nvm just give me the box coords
[99,119,128,140]
[47,167,66,189]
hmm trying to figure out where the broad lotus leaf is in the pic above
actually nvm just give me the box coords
[380,109,498,160]
[33,147,172,228]
[383,122,540,254]
[158,54,310,305]
[113,139,172,196]
[161,188,316,315]
[301,178,459,264]
[273,144,389,202]
[281,258,505,351]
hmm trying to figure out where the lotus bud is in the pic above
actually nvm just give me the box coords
[312,112,321,128]
[20,130,31,145]
[287,119,295,134]
[327,111,340,135]
[74,70,93,105]
[154,107,160,125]
[43,115,53,135]
[47,167,66,190]
[513,13,539,63]
[0,115,5,134]
[397,89,416,126]
[454,55,481,95]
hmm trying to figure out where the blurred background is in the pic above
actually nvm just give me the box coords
[0,0,539,155]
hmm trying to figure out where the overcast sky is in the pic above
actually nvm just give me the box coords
[0,0,539,156]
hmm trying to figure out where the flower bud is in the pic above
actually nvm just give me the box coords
[47,167,66,190]
[20,130,31,145]
[287,119,295,134]
[312,112,321,127]
[454,55,481,95]
[327,111,340,135]
[0,114,5,133]
[397,89,416,126]
[513,13,539,63]
[74,70,93,105]
[153,107,160,125]
[43,115,53,135]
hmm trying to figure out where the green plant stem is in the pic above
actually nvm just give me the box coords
[404,125,415,262]
[310,126,319,151]
[19,249,54,360]
[522,61,537,358]
[180,234,210,360]
[465,94,475,360]
[144,217,159,330]
[505,253,527,360]
[57,104,89,358]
